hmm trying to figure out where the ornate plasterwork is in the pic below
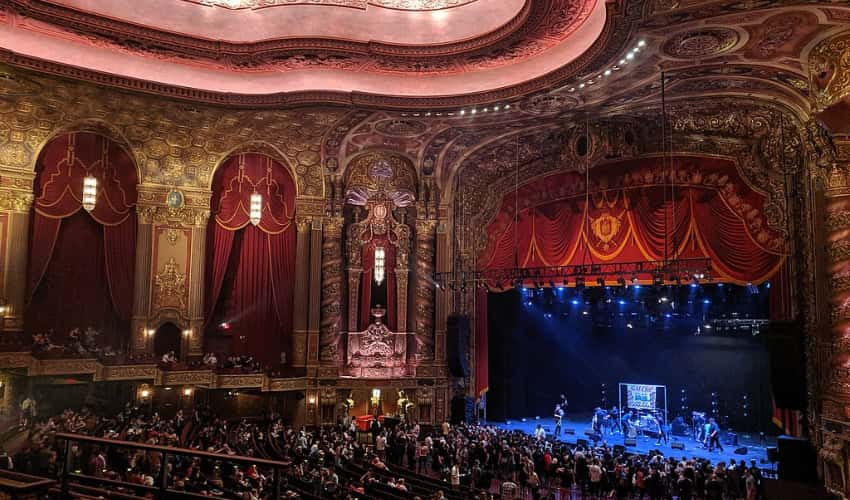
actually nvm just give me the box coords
[662,28,740,59]
[0,187,33,213]
[811,30,850,111]
[0,66,337,196]
[153,257,188,316]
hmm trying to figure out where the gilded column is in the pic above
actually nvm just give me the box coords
[132,206,155,353]
[292,216,312,368]
[186,219,208,357]
[434,221,450,363]
[414,219,437,360]
[395,224,411,334]
[346,223,363,334]
[0,185,34,332]
[320,216,344,362]
[307,218,323,368]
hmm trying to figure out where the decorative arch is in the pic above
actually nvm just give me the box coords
[25,131,138,348]
[29,120,143,182]
[210,141,301,195]
[343,150,418,207]
[204,152,296,367]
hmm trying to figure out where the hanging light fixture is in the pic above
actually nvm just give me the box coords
[82,176,98,212]
[374,247,386,285]
[249,192,262,226]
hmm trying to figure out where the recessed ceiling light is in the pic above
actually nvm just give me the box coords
[483,108,489,112]
[569,88,575,92]
[579,83,586,88]
[471,109,477,114]
[494,106,500,111]
[620,59,627,64]
[638,40,646,47]
[460,110,466,115]
[604,69,612,76]
[626,52,635,60]
[505,104,511,109]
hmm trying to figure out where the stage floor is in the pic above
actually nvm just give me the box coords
[492,414,777,466]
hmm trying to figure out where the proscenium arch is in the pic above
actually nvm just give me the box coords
[30,120,143,184]
[210,141,306,198]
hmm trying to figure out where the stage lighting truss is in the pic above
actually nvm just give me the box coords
[433,257,712,292]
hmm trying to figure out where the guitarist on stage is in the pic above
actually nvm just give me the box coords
[708,418,724,452]
[554,404,564,436]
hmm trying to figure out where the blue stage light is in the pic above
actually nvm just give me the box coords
[571,299,581,305]
[633,284,641,289]
[664,313,672,318]
[617,299,627,305]
[703,299,711,304]
[690,283,699,289]
[557,286,565,291]
[765,282,771,289]
[525,301,533,307]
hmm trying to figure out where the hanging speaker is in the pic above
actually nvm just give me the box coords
[447,315,470,378]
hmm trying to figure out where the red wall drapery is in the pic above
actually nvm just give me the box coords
[359,239,397,331]
[479,157,788,285]
[205,153,295,366]
[26,132,137,340]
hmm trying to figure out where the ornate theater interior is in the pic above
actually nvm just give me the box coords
[0,0,848,498]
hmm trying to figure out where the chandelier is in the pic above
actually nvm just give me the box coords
[82,176,98,212]
[249,192,262,226]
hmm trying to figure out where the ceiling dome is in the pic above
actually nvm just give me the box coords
[0,0,607,106]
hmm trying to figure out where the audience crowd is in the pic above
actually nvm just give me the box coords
[4,404,767,500]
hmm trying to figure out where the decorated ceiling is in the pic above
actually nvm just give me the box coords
[0,0,847,206]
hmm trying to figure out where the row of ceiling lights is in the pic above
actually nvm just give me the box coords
[397,40,646,120]
[566,40,646,93]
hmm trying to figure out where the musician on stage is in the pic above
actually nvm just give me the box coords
[553,404,564,436]
[608,406,622,435]
[653,412,668,446]
[592,407,607,435]
[559,393,568,412]
[708,418,724,452]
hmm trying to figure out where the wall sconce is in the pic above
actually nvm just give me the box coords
[374,247,386,284]
[308,395,316,405]
[82,176,98,212]
[139,385,151,400]
[249,192,262,226]
[183,387,193,397]
[145,328,155,337]
[182,329,192,337]
[0,298,8,316]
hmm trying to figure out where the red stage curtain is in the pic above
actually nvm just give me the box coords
[479,157,788,287]
[359,239,397,331]
[475,287,489,400]
[205,153,295,366]
[26,132,137,338]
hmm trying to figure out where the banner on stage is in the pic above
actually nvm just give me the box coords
[627,384,656,410]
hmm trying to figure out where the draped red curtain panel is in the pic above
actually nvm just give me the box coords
[205,153,296,366]
[26,132,137,345]
[478,157,788,285]
[359,238,397,331]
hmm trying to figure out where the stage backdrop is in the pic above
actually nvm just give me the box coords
[476,156,792,418]
[205,153,296,366]
[26,132,137,348]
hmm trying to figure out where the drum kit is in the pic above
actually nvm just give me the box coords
[594,407,665,438]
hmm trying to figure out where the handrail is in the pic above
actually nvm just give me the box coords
[55,432,287,500]
[54,432,291,467]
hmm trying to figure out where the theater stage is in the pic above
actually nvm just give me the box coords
[492,414,777,467]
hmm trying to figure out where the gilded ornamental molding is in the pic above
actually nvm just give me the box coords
[811,30,850,111]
